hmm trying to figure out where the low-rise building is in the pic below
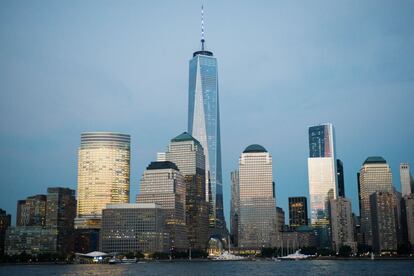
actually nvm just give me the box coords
[5,226,58,255]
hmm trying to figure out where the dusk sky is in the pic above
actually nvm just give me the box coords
[1,1,413,226]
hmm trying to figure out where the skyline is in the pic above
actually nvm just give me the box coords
[1,1,414,226]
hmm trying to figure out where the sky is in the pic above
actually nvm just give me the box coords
[1,0,413,226]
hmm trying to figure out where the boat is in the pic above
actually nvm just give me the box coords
[108,257,121,264]
[121,257,137,264]
[210,251,246,261]
[278,250,313,260]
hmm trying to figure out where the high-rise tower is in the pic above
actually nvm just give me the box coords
[75,132,130,229]
[307,123,337,247]
[188,6,225,231]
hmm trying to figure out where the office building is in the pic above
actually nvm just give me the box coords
[329,197,356,253]
[165,132,209,250]
[400,163,413,197]
[238,144,277,249]
[46,187,76,254]
[230,170,240,246]
[307,123,337,247]
[370,192,398,254]
[5,226,58,255]
[187,14,225,230]
[276,207,285,232]
[100,203,169,254]
[402,194,414,249]
[75,132,130,229]
[288,197,308,230]
[0,209,11,255]
[136,161,188,251]
[359,156,393,246]
[16,194,47,227]
[337,159,345,197]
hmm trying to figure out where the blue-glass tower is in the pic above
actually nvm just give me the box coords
[187,17,226,231]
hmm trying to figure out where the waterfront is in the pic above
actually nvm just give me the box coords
[1,260,414,276]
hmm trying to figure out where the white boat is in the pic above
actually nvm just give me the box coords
[121,257,137,264]
[108,257,121,264]
[211,251,246,261]
[278,250,313,260]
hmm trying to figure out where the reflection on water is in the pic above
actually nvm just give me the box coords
[0,260,413,276]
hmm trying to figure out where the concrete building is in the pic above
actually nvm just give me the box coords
[402,195,414,249]
[16,194,47,227]
[75,132,130,229]
[359,156,393,246]
[370,192,398,254]
[100,203,168,254]
[136,161,188,252]
[230,170,240,246]
[307,123,337,247]
[400,163,413,197]
[238,144,277,249]
[329,198,356,253]
[5,226,58,255]
[288,197,308,230]
[165,132,209,250]
[0,209,11,255]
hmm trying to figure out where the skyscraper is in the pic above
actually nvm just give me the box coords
[0,209,11,256]
[359,156,393,246]
[337,159,345,197]
[238,144,277,249]
[400,163,413,197]
[166,132,209,250]
[288,197,308,229]
[187,7,225,231]
[329,197,356,253]
[230,170,240,246]
[370,192,398,254]
[75,132,130,229]
[136,161,188,252]
[307,123,337,247]
[46,187,76,254]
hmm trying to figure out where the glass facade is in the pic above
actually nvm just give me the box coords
[75,132,130,229]
[288,197,308,229]
[188,49,225,230]
[230,170,240,246]
[307,123,337,247]
[238,145,277,249]
[336,159,345,197]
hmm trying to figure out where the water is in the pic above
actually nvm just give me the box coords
[1,260,414,276]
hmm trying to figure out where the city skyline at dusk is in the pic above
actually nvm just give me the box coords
[1,1,414,227]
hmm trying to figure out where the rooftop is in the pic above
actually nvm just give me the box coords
[171,132,201,145]
[146,161,179,171]
[363,156,387,165]
[243,144,267,153]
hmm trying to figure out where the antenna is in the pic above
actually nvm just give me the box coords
[201,4,205,51]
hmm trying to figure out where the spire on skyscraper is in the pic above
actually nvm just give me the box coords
[201,4,205,51]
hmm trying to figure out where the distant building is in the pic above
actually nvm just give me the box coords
[74,229,100,253]
[288,197,308,229]
[75,132,130,229]
[165,132,209,250]
[100,203,169,254]
[329,198,356,253]
[0,209,11,255]
[359,156,393,246]
[276,207,285,232]
[46,187,76,254]
[5,226,58,255]
[370,192,398,254]
[307,123,337,247]
[400,163,413,197]
[16,194,47,227]
[238,144,277,249]
[136,161,188,252]
[402,195,414,250]
[156,152,166,162]
[230,170,240,246]
[337,159,345,197]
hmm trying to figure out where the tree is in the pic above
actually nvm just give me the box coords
[338,245,352,257]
